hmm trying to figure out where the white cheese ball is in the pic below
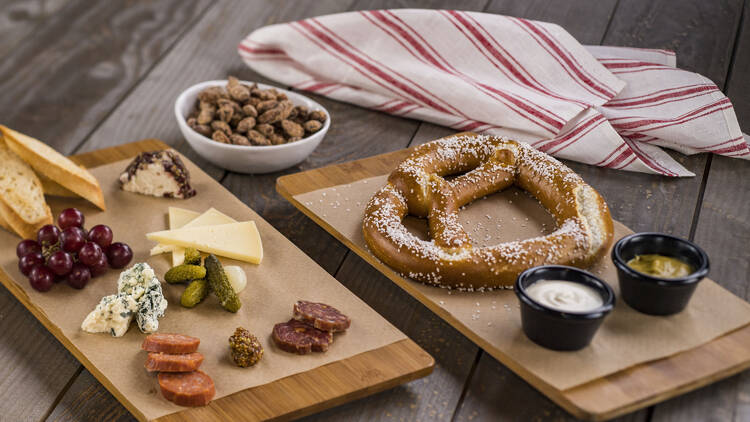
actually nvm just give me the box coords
[224,265,247,293]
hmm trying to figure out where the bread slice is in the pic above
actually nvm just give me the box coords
[0,210,13,232]
[0,125,106,210]
[0,141,53,238]
[37,172,78,198]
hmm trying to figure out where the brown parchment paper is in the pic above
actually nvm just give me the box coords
[0,159,405,421]
[293,174,750,391]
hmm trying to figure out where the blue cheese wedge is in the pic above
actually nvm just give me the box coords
[82,262,168,337]
[81,293,139,337]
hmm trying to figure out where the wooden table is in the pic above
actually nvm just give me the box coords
[0,1,747,421]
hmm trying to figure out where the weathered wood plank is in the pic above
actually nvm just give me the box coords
[0,0,212,154]
[0,1,213,420]
[0,0,68,57]
[651,1,750,420]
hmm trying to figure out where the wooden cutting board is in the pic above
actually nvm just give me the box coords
[0,139,434,422]
[276,146,750,422]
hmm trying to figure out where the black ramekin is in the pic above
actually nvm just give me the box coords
[515,266,615,351]
[611,233,709,316]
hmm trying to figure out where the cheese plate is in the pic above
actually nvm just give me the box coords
[0,139,434,422]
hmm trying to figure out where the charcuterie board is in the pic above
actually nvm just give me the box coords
[276,141,750,421]
[0,139,434,422]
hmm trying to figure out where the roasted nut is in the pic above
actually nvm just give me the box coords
[199,101,216,111]
[281,119,304,138]
[309,110,327,122]
[257,90,276,101]
[288,136,302,143]
[248,97,261,107]
[212,130,230,144]
[198,86,228,103]
[294,105,309,121]
[276,92,288,101]
[193,124,212,137]
[303,120,323,133]
[217,98,243,115]
[197,108,215,125]
[242,104,258,118]
[256,100,278,114]
[247,130,271,146]
[218,105,234,123]
[236,117,257,133]
[186,116,197,127]
[211,120,232,135]
[227,77,250,102]
[230,134,251,145]
[268,133,286,145]
[255,123,274,137]
[258,101,293,124]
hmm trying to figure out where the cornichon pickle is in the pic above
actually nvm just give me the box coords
[165,264,206,284]
[205,254,241,313]
[181,278,209,308]
[184,248,201,265]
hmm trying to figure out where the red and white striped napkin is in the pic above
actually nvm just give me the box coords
[239,9,749,176]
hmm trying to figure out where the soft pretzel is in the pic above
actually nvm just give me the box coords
[362,134,614,290]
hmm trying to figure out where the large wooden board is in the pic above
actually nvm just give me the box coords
[276,147,750,421]
[0,139,434,422]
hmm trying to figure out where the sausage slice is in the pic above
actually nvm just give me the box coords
[272,319,333,354]
[293,301,351,332]
[142,333,200,354]
[158,370,215,407]
[145,352,204,372]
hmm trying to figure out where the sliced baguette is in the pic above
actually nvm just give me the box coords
[37,172,78,198]
[0,210,13,232]
[0,125,106,210]
[0,141,53,238]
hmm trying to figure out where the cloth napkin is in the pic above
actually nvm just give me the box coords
[239,9,750,176]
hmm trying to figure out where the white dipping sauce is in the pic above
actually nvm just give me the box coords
[525,280,603,312]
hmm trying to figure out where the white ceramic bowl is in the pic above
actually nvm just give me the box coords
[175,80,330,174]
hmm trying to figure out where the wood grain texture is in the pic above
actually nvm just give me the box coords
[276,145,750,421]
[651,1,750,420]
[0,0,68,57]
[0,139,433,422]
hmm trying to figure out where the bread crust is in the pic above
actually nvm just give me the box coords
[0,125,106,210]
[362,133,614,289]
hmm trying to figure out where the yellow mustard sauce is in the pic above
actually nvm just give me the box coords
[626,254,693,279]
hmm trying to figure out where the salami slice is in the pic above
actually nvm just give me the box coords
[142,333,200,354]
[272,319,333,354]
[158,370,215,407]
[293,301,351,332]
[145,352,204,372]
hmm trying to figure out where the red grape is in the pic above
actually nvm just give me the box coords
[29,266,55,292]
[16,239,41,258]
[58,208,85,230]
[106,242,133,269]
[88,224,113,249]
[89,255,109,278]
[18,252,44,276]
[37,224,60,246]
[66,263,91,289]
[79,242,103,267]
[61,227,86,253]
[47,251,73,276]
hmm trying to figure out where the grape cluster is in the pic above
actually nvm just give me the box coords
[16,208,133,292]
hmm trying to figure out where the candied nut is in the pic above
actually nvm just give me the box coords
[256,100,278,113]
[287,107,298,120]
[199,101,216,111]
[276,92,288,101]
[242,104,258,118]
[294,105,309,121]
[304,120,323,133]
[188,110,199,119]
[218,105,234,123]
[186,117,197,127]
[250,87,262,97]
[236,117,257,133]
[212,130,230,144]
[193,124,212,137]
[247,130,271,146]
[255,123,274,137]
[228,84,250,102]
[197,108,215,125]
[259,100,295,124]
[217,98,242,115]
[309,110,327,122]
[227,76,240,87]
[230,134,251,145]
[281,119,304,138]
[248,97,261,107]
[211,120,232,135]
[269,133,286,145]
[198,86,227,103]
[288,136,302,143]
[257,90,276,101]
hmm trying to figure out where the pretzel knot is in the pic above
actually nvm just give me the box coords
[363,134,614,289]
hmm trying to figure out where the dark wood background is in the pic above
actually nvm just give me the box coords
[0,0,747,421]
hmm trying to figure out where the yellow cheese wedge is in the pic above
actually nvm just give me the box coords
[150,208,237,265]
[150,207,201,256]
[147,221,263,264]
